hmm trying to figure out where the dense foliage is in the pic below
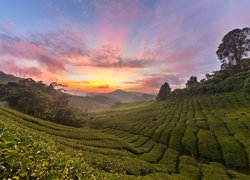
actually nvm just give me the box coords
[0,79,84,127]
[186,76,199,88]
[216,27,250,68]
[156,82,171,101]
[170,60,250,97]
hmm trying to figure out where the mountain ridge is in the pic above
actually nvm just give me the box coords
[69,89,155,110]
[0,71,20,84]
[89,89,155,103]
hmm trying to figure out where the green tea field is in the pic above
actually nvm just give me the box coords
[1,90,250,179]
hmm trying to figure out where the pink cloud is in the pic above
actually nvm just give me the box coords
[125,73,185,94]
[94,24,129,52]
[29,26,87,57]
[0,59,42,77]
[0,32,65,73]
[1,0,250,94]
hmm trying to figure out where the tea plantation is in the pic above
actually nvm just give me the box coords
[89,91,250,178]
[1,71,250,179]
[1,90,250,179]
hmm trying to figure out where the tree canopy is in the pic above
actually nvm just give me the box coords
[0,78,85,127]
[216,27,250,68]
[186,76,199,88]
[156,82,171,101]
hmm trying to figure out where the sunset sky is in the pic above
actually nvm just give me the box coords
[1,0,250,94]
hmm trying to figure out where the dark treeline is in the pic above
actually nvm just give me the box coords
[0,79,85,127]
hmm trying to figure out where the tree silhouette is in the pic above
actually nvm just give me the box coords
[156,82,171,101]
[186,76,198,88]
[216,27,250,68]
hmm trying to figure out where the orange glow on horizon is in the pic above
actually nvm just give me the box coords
[55,66,140,93]
[61,80,124,93]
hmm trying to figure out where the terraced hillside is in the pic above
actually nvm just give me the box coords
[88,91,250,179]
[0,106,173,179]
[1,90,250,179]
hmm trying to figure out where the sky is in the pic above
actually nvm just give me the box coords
[0,0,250,94]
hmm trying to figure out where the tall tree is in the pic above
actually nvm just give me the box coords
[186,76,198,88]
[216,27,250,68]
[156,82,171,101]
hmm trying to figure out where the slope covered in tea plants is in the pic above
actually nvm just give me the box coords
[1,70,250,179]
[88,91,250,179]
[1,91,250,179]
[0,106,186,179]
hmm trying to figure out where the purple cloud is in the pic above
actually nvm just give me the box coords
[0,30,65,73]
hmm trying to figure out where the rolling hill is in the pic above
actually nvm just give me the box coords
[69,95,119,110]
[103,89,155,103]
[69,89,155,110]
[1,69,250,179]
[1,91,250,179]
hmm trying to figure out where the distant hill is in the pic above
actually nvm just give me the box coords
[0,71,19,84]
[69,95,118,110]
[69,90,155,111]
[69,89,155,110]
[94,89,155,103]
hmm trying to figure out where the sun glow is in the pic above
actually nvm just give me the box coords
[58,66,139,93]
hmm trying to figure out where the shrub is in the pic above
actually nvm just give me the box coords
[201,162,230,180]
[158,148,179,173]
[178,156,200,179]
[197,130,222,162]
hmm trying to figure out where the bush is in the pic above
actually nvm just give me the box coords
[140,144,167,163]
[201,162,230,180]
[216,134,248,169]
[181,126,198,156]
[158,148,179,173]
[178,155,200,180]
[197,130,222,162]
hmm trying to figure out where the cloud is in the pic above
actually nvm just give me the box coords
[0,31,65,73]
[0,26,150,89]
[2,0,250,93]
[143,0,250,77]
[0,59,42,77]
[29,26,87,57]
[59,44,152,68]
[61,79,113,93]
[87,45,152,68]
[96,84,110,89]
[125,73,185,93]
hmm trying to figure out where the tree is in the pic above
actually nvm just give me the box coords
[186,76,198,88]
[3,78,83,127]
[216,27,250,68]
[205,73,212,80]
[242,58,250,69]
[156,82,171,101]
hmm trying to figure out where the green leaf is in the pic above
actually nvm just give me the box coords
[20,158,28,172]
